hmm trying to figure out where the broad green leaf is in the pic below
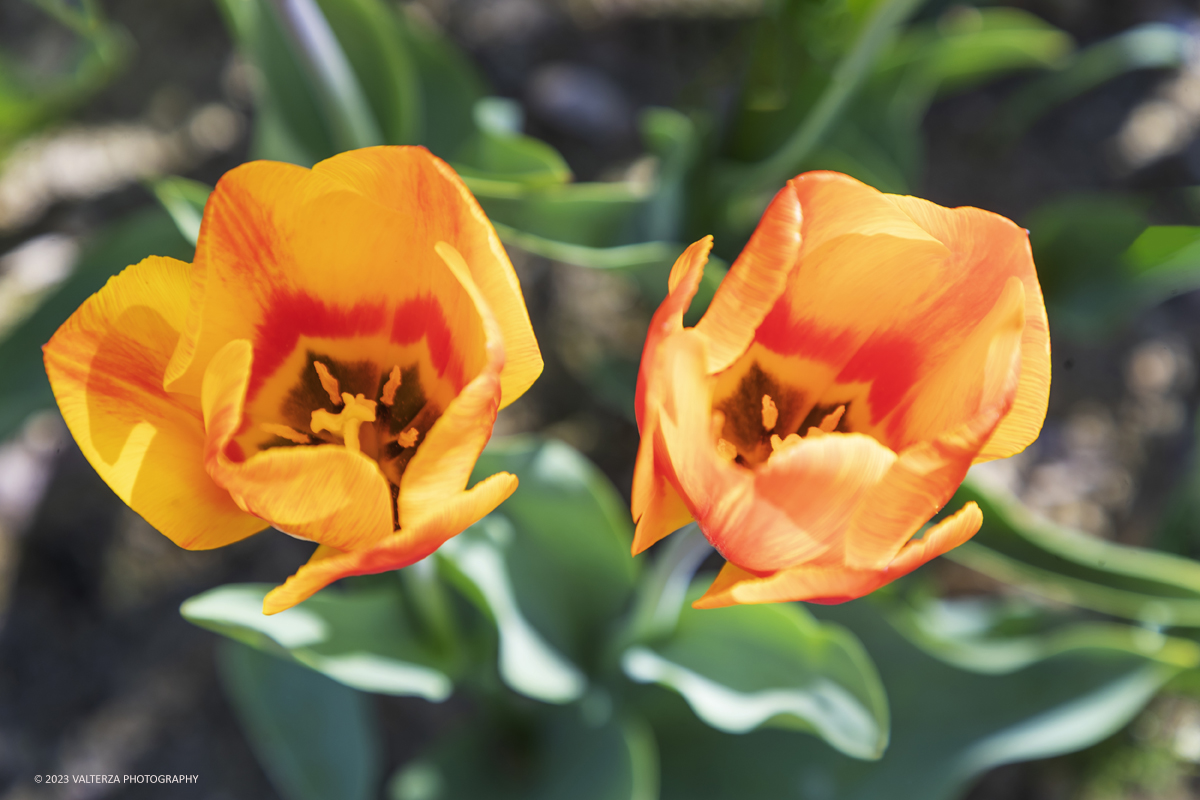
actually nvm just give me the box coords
[437,520,588,704]
[651,599,1179,800]
[471,437,639,661]
[622,589,888,760]
[472,180,651,249]
[886,594,1200,674]
[218,640,381,800]
[148,176,213,246]
[0,207,191,440]
[183,582,453,700]
[1002,23,1191,138]
[942,476,1200,627]
[388,705,657,800]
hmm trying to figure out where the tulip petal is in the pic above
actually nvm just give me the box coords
[202,339,396,550]
[883,197,1049,460]
[165,151,506,424]
[44,256,266,549]
[262,471,518,613]
[693,502,983,609]
[309,146,543,408]
[398,242,506,528]
[695,182,801,374]
[841,277,1025,571]
[631,471,693,555]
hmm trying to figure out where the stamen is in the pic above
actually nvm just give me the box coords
[261,423,311,444]
[311,392,377,453]
[770,433,801,452]
[313,361,342,406]
[761,394,778,432]
[397,427,420,448]
[380,365,403,405]
[716,438,738,461]
[818,405,845,433]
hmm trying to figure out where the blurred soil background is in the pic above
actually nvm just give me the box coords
[2,0,1200,798]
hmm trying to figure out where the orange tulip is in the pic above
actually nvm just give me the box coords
[44,147,542,613]
[632,171,1049,608]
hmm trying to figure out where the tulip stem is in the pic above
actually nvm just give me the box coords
[626,524,714,644]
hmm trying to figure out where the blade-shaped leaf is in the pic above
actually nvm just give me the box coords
[218,640,381,800]
[622,590,888,761]
[946,475,1200,627]
[183,582,453,700]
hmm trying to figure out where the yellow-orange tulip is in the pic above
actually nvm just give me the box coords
[44,147,542,613]
[632,172,1049,608]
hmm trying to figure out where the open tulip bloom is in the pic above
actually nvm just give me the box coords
[43,146,542,613]
[632,172,1050,609]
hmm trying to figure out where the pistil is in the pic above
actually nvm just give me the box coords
[311,393,377,453]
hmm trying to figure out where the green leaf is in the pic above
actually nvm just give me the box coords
[1002,23,1191,138]
[437,520,588,704]
[388,705,657,800]
[398,9,485,158]
[148,176,213,246]
[622,589,888,761]
[943,476,1200,627]
[650,599,1179,800]
[886,594,1200,674]
[183,582,454,700]
[216,0,335,164]
[314,0,420,145]
[0,207,191,440]
[451,98,571,189]
[438,437,639,701]
[472,180,651,249]
[218,640,381,800]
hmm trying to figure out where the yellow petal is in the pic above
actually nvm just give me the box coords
[43,256,265,549]
[262,471,518,613]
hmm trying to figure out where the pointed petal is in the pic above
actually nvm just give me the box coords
[631,474,693,555]
[43,256,265,549]
[202,339,395,550]
[263,471,518,613]
[694,182,801,374]
[311,146,542,407]
[398,242,505,529]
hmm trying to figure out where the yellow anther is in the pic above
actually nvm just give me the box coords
[311,392,377,453]
[313,361,342,406]
[397,427,420,448]
[380,365,403,406]
[761,394,778,432]
[770,433,801,452]
[716,438,738,461]
[261,423,311,444]
[818,405,845,433]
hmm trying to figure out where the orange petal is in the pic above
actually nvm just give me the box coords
[631,471,693,555]
[201,339,395,550]
[841,279,1024,571]
[43,256,265,549]
[693,502,982,608]
[311,146,543,408]
[262,471,518,613]
[398,242,506,528]
[695,181,801,374]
